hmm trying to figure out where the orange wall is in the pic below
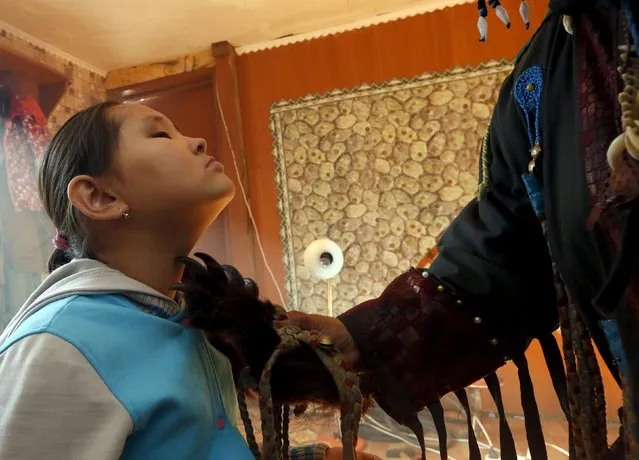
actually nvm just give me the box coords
[236,1,622,419]
[237,1,549,304]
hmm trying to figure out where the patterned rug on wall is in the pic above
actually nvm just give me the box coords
[270,60,512,313]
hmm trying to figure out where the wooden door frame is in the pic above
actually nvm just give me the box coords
[107,67,216,102]
[108,59,257,277]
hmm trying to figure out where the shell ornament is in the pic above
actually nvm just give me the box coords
[607,48,639,171]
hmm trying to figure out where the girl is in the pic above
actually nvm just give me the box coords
[0,102,377,459]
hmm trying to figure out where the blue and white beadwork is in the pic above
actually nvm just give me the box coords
[514,65,543,151]
[514,65,545,217]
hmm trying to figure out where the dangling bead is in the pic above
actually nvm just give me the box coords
[478,15,488,42]
[519,0,530,29]
[494,5,511,29]
[531,144,541,158]
[528,143,542,173]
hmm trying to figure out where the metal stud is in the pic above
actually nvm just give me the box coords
[473,316,482,325]
[490,338,499,346]
[422,270,429,279]
[319,336,334,347]
[526,83,535,92]
[456,299,463,306]
[437,284,445,293]
[413,285,421,294]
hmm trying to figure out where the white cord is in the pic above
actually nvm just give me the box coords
[473,415,494,448]
[364,412,569,458]
[363,414,459,460]
[547,444,570,456]
[214,82,286,306]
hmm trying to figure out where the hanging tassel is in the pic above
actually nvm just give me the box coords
[455,390,482,460]
[513,354,548,460]
[488,0,510,29]
[519,0,530,30]
[428,401,448,460]
[485,373,517,460]
[494,4,511,29]
[478,16,488,41]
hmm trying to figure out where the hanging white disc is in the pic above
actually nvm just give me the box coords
[303,239,344,280]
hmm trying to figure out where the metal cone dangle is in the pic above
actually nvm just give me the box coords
[478,15,488,41]
[477,0,519,42]
[519,0,530,29]
[495,4,511,28]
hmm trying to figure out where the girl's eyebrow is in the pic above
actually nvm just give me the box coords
[142,114,182,134]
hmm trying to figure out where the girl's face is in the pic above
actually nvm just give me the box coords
[108,103,234,226]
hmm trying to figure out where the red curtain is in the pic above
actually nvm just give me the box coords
[4,95,49,212]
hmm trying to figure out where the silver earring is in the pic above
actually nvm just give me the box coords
[121,209,130,220]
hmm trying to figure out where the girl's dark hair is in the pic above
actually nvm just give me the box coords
[39,101,121,273]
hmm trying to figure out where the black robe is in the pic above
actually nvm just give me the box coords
[340,1,639,457]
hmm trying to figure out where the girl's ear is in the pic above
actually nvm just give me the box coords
[67,175,128,221]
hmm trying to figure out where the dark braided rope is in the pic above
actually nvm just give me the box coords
[542,220,586,458]
[558,299,586,459]
[568,303,598,459]
[258,326,362,460]
[541,218,609,458]
[260,343,284,460]
[238,369,262,459]
[282,406,291,460]
[571,305,608,459]
[274,404,283,460]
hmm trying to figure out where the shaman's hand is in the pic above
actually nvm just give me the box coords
[279,311,363,372]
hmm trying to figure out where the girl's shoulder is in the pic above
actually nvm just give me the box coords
[2,293,170,351]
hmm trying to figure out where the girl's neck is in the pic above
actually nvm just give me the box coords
[97,245,188,298]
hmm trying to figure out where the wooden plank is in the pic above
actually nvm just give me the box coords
[211,41,256,278]
[105,48,215,90]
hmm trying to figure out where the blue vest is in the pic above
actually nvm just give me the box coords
[1,294,255,459]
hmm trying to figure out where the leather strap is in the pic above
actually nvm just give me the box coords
[514,354,548,460]
[428,400,448,460]
[455,389,481,460]
[485,373,517,459]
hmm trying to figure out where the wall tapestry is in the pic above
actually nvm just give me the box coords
[270,60,512,313]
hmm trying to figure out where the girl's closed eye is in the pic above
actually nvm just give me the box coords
[152,131,171,139]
